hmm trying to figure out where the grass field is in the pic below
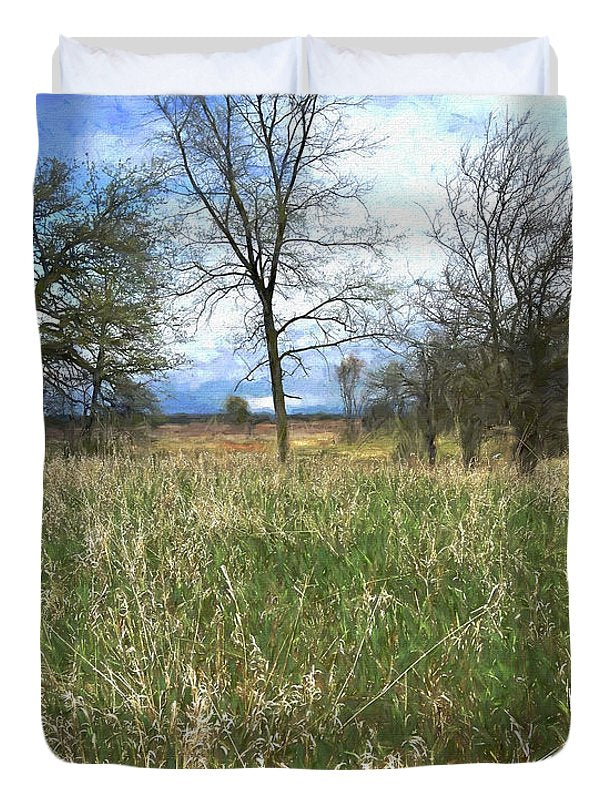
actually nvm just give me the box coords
[41,427,570,768]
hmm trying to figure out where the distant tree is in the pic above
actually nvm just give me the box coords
[433,340,506,469]
[416,111,571,472]
[336,354,366,442]
[108,378,161,420]
[224,395,251,425]
[367,337,452,467]
[400,338,453,467]
[368,338,504,468]
[155,95,396,462]
[34,158,181,430]
[366,360,410,421]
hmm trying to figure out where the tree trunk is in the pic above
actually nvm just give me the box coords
[263,312,289,463]
[346,417,358,444]
[459,416,482,470]
[426,433,437,467]
[83,343,105,436]
[425,400,437,467]
[514,424,540,475]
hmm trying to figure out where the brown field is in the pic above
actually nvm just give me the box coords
[44,417,518,466]
[153,418,347,454]
[46,417,372,457]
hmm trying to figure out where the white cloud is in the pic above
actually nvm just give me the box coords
[246,395,307,411]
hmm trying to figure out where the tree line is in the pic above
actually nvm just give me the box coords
[34,97,571,472]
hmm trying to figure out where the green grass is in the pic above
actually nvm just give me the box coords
[41,449,569,768]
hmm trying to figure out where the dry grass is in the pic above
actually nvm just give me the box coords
[41,446,569,768]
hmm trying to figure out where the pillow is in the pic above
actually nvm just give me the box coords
[306,37,551,95]
[59,36,303,94]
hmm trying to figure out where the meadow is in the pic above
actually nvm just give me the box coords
[41,425,570,768]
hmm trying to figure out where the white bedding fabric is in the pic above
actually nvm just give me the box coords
[306,37,551,95]
[59,36,303,94]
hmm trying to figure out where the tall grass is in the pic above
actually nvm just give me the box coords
[41,451,569,767]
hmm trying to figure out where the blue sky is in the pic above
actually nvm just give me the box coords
[36,94,567,414]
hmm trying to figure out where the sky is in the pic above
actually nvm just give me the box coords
[36,94,568,414]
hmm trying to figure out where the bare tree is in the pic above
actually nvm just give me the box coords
[365,360,410,424]
[400,338,452,467]
[416,110,572,472]
[441,341,506,469]
[366,337,451,467]
[336,354,365,442]
[154,95,396,461]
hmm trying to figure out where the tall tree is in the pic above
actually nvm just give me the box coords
[155,95,395,461]
[416,110,572,472]
[34,158,180,428]
[71,247,179,431]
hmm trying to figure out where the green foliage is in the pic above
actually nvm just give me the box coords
[34,158,181,423]
[41,450,569,768]
[224,395,251,425]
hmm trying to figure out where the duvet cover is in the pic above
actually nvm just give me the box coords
[35,93,571,767]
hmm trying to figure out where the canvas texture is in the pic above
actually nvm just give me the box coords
[35,94,571,768]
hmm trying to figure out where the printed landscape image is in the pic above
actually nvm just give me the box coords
[35,94,571,767]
